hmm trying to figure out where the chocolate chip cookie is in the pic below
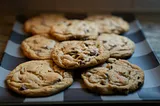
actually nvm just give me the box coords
[5,60,73,97]
[24,14,66,35]
[50,20,99,41]
[86,14,129,34]
[81,58,144,95]
[51,40,110,69]
[98,34,135,58]
[21,34,57,60]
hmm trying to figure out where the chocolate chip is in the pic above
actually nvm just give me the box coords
[90,51,96,56]
[84,29,90,33]
[121,44,125,47]
[103,40,107,43]
[129,71,131,75]
[71,48,75,50]
[105,73,109,78]
[19,85,27,91]
[137,76,140,79]
[84,43,89,47]
[98,32,101,36]
[138,82,142,86]
[75,54,80,59]
[109,66,113,70]
[67,23,72,26]
[79,61,85,65]
[100,81,106,85]
[52,79,61,85]
[71,51,78,53]
[56,79,61,83]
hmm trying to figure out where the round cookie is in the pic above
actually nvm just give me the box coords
[86,14,129,34]
[21,34,57,60]
[81,58,144,95]
[50,20,99,41]
[24,14,66,35]
[5,60,73,97]
[51,40,110,69]
[97,34,135,58]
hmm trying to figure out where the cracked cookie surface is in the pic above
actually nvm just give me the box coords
[6,60,73,97]
[86,14,129,34]
[98,34,135,58]
[21,34,57,60]
[81,58,144,95]
[50,20,99,41]
[51,40,110,69]
[24,14,66,35]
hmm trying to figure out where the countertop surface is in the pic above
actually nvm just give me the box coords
[0,13,160,62]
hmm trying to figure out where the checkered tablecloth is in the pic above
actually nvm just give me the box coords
[0,13,160,104]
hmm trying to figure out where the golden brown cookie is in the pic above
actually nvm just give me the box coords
[86,14,129,34]
[21,34,57,60]
[50,20,99,41]
[51,40,110,69]
[81,58,144,95]
[6,60,73,97]
[97,34,135,58]
[24,14,66,35]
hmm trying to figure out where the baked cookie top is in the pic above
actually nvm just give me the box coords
[24,14,66,34]
[50,20,99,41]
[51,40,110,69]
[21,34,57,60]
[98,34,135,58]
[86,14,129,34]
[81,58,144,95]
[6,60,73,97]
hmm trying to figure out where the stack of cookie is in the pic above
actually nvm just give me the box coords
[5,13,144,97]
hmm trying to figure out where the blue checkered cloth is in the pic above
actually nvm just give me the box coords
[0,13,160,104]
